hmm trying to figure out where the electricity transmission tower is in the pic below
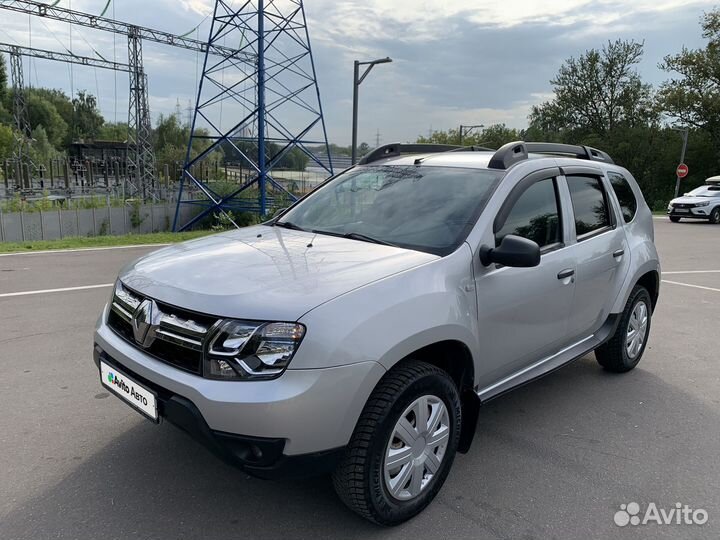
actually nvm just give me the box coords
[8,47,32,188]
[173,0,334,231]
[127,27,154,199]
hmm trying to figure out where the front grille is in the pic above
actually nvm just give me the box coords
[107,282,218,375]
[673,203,694,209]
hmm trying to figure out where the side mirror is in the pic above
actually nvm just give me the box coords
[479,235,541,268]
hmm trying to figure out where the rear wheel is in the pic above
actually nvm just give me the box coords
[595,285,652,373]
[669,216,681,223]
[332,361,461,525]
[710,207,720,224]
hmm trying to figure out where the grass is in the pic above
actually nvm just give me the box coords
[0,230,215,253]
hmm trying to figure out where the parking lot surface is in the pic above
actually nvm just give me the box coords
[1,219,718,539]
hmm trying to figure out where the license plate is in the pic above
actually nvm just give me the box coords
[100,361,159,422]
[675,209,689,213]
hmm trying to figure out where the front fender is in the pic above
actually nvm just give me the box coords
[292,245,479,372]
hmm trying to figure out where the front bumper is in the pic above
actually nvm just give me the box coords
[667,208,711,219]
[94,306,386,477]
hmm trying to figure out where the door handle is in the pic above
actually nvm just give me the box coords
[613,249,625,258]
[557,268,575,280]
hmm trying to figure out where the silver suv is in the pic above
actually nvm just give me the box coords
[93,142,660,525]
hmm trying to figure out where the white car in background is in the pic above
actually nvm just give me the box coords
[667,176,720,223]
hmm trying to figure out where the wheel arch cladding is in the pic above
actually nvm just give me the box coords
[392,340,480,454]
[637,270,660,311]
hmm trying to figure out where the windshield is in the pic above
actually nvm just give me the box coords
[276,165,502,255]
[686,185,720,197]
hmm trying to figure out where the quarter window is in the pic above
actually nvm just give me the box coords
[495,178,561,249]
[608,172,638,223]
[567,175,611,238]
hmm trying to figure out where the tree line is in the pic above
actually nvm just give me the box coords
[418,9,720,210]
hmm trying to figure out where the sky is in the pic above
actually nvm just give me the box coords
[0,0,717,146]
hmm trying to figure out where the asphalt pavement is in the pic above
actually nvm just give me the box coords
[0,220,718,539]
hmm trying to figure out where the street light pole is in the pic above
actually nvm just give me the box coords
[673,127,689,198]
[459,124,484,146]
[352,57,392,165]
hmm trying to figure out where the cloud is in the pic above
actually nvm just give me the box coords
[0,0,716,146]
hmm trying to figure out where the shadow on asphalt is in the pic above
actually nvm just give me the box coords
[3,355,718,540]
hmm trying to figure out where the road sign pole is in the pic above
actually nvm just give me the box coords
[674,128,689,198]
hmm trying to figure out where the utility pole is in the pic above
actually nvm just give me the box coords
[672,127,689,199]
[459,124,484,146]
[375,128,381,148]
[352,57,392,164]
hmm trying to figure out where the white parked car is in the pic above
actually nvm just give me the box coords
[667,176,720,223]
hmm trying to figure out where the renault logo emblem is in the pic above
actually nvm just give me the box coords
[132,299,159,348]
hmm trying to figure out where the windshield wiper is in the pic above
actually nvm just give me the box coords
[312,229,399,247]
[274,220,307,231]
[344,232,399,247]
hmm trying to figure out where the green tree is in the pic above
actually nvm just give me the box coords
[0,54,7,104]
[98,121,129,141]
[154,113,187,149]
[0,123,14,163]
[153,115,219,179]
[29,88,74,132]
[657,9,720,163]
[28,126,57,165]
[529,40,657,136]
[72,90,104,141]
[417,124,521,149]
[27,93,68,148]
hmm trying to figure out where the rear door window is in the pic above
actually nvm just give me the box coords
[566,175,611,238]
[608,172,638,223]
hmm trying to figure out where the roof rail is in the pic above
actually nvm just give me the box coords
[488,141,614,169]
[358,143,463,165]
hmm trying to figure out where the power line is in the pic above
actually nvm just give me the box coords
[0,0,255,59]
[0,42,132,72]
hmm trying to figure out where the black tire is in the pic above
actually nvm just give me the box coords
[332,361,461,525]
[710,207,720,224]
[669,216,681,223]
[595,285,652,373]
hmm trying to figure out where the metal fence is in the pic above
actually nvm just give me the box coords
[0,203,197,242]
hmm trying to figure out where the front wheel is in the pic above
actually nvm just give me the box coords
[332,361,461,525]
[710,207,720,224]
[595,285,652,373]
[669,216,681,223]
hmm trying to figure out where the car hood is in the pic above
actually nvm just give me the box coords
[119,225,438,321]
[670,196,719,205]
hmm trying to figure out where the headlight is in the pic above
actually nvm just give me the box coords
[205,320,305,380]
[694,202,710,207]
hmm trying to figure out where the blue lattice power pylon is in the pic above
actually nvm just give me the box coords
[173,0,334,231]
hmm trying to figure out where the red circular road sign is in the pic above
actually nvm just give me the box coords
[677,163,689,178]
